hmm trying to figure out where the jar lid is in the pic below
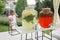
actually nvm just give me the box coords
[25,6,34,10]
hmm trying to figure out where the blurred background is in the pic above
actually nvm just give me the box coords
[0,0,60,33]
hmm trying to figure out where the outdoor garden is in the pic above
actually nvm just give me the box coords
[0,0,60,35]
[0,0,22,32]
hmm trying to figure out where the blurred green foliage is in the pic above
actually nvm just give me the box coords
[0,0,5,15]
[0,17,22,26]
[15,0,27,17]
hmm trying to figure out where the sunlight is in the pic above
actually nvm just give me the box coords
[27,0,36,5]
